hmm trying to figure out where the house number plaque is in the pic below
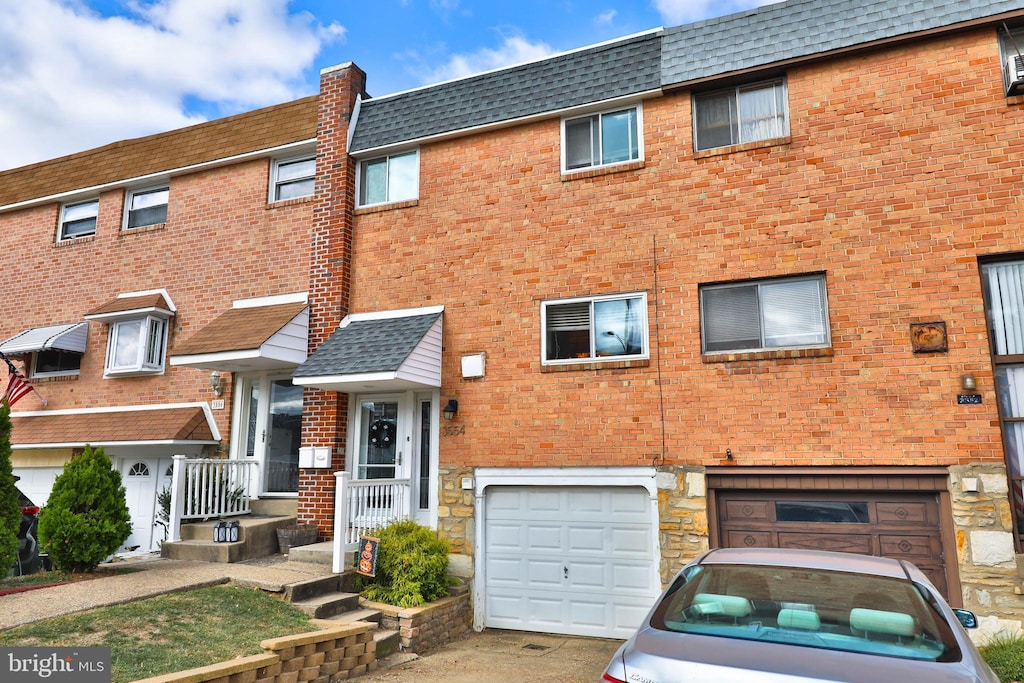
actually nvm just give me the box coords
[957,394,982,405]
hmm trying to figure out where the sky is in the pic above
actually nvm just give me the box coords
[0,0,777,171]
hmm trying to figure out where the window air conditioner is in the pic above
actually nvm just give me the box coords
[1005,55,1024,96]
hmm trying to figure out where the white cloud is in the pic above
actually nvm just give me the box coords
[0,0,344,171]
[414,33,554,85]
[652,0,782,26]
[594,10,617,26]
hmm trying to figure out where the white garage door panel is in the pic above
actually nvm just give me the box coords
[484,486,657,638]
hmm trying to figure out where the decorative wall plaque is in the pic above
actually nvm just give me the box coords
[909,321,947,353]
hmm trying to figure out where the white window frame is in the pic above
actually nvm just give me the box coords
[356,150,420,208]
[561,104,643,172]
[58,199,99,241]
[999,25,1024,95]
[30,350,82,379]
[541,292,649,365]
[693,78,789,152]
[269,155,316,202]
[103,315,169,377]
[123,185,169,230]
[700,274,830,355]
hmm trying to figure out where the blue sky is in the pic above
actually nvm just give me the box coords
[0,1,774,171]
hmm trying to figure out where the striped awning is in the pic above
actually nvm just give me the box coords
[0,322,88,355]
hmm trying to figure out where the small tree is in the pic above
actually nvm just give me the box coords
[0,404,21,574]
[360,519,451,608]
[38,444,132,572]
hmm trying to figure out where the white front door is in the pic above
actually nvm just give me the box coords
[236,373,302,496]
[122,459,169,553]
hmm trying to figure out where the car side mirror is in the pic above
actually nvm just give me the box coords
[952,608,978,629]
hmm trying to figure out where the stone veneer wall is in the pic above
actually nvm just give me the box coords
[949,463,1024,641]
[132,622,377,683]
[438,466,476,580]
[655,466,711,585]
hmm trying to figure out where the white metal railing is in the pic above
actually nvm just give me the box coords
[333,473,410,573]
[168,455,257,543]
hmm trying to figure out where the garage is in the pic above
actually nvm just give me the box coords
[709,468,958,601]
[482,484,660,638]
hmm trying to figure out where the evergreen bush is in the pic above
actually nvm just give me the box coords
[360,519,451,608]
[981,632,1024,682]
[0,405,21,575]
[37,444,132,572]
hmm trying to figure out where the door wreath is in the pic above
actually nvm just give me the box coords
[368,419,396,448]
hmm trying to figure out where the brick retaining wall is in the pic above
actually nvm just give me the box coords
[362,593,473,653]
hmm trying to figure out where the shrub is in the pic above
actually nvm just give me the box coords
[0,405,20,575]
[37,445,132,572]
[981,632,1024,682]
[360,519,450,608]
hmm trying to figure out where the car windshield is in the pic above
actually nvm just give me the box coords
[650,563,962,662]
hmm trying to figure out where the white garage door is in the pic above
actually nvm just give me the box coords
[484,486,658,638]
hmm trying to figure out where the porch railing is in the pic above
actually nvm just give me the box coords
[168,455,257,543]
[333,472,410,573]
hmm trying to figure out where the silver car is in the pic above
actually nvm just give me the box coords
[602,547,998,683]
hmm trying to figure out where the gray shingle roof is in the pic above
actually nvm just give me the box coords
[294,312,442,378]
[349,32,662,153]
[662,0,1024,86]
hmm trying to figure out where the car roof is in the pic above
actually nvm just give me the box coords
[697,547,911,580]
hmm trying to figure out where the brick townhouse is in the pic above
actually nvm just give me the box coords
[6,0,1024,641]
[0,98,319,552]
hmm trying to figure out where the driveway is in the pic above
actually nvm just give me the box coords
[364,628,622,682]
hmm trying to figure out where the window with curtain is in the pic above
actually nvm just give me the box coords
[694,79,788,151]
[981,260,1024,540]
[542,293,648,363]
[700,274,829,353]
[563,105,641,171]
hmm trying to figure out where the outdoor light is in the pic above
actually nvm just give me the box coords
[961,374,977,391]
[210,371,224,396]
[443,399,459,420]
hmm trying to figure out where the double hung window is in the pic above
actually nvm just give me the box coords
[542,293,648,364]
[271,156,315,201]
[700,274,829,354]
[694,79,788,151]
[59,200,99,240]
[125,186,168,229]
[563,106,641,171]
[357,151,419,207]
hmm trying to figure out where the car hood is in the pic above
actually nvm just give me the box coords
[616,629,995,683]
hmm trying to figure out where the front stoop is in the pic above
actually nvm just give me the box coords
[160,515,296,563]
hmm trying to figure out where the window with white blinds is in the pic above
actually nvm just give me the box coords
[542,293,648,363]
[700,275,829,354]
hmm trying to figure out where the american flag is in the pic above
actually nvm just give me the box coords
[2,370,33,408]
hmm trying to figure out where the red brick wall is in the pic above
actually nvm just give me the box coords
[0,158,313,442]
[299,64,366,534]
[345,28,1022,471]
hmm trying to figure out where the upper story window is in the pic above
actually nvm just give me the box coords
[58,199,99,240]
[271,156,315,201]
[32,350,82,378]
[542,292,648,364]
[105,315,168,376]
[357,150,419,207]
[700,274,829,354]
[124,186,168,229]
[563,105,642,171]
[694,79,788,151]
[1000,25,1024,96]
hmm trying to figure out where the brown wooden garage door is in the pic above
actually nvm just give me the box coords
[709,470,956,601]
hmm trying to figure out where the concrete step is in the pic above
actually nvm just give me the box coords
[161,515,297,563]
[282,574,343,602]
[289,591,361,619]
[374,629,402,659]
[326,608,383,625]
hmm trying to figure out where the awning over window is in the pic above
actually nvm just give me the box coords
[10,404,219,448]
[293,306,443,392]
[169,301,308,372]
[0,322,88,355]
[84,291,175,323]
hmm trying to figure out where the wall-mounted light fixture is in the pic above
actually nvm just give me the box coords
[210,371,224,397]
[961,374,977,392]
[443,399,459,420]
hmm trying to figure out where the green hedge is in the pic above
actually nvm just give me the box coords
[359,519,450,608]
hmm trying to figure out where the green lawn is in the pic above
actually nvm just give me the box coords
[0,584,317,683]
